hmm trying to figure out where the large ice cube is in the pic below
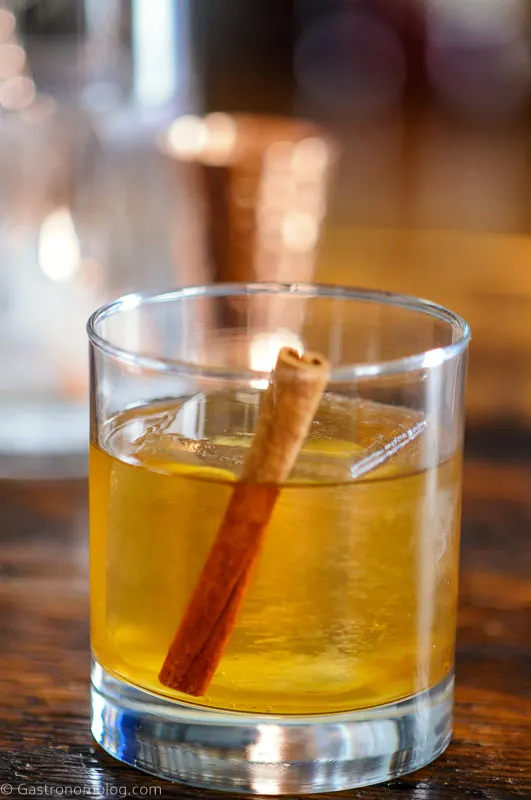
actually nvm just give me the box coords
[130,392,428,484]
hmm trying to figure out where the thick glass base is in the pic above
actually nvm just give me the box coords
[91,659,453,794]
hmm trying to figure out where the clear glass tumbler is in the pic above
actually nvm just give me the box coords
[88,283,470,794]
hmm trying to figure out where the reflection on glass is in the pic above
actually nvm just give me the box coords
[161,113,337,287]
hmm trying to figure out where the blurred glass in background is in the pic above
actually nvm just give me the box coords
[1,0,530,478]
[0,0,199,477]
[0,4,101,478]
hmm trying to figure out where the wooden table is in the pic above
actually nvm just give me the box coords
[0,421,529,800]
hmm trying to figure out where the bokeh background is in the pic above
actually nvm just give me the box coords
[1,0,530,477]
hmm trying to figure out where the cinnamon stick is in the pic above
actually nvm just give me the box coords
[158,347,330,696]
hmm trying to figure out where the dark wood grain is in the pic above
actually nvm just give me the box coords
[0,449,530,799]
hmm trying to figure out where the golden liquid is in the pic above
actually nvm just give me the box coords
[90,393,461,715]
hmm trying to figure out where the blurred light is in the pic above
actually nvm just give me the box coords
[164,112,238,165]
[259,184,289,214]
[294,9,406,117]
[422,348,447,369]
[132,0,177,107]
[0,9,15,43]
[264,141,293,169]
[202,113,238,165]
[0,43,25,78]
[291,137,330,177]
[253,130,331,277]
[249,725,284,793]
[250,331,304,389]
[282,213,319,253]
[257,207,284,237]
[0,75,35,111]
[39,208,81,283]
[166,115,207,159]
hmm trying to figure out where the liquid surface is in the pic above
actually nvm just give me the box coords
[90,392,461,714]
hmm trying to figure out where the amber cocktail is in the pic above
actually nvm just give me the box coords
[88,283,469,793]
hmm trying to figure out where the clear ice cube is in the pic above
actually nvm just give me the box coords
[130,392,428,484]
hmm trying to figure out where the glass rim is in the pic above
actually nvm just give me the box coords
[87,282,471,382]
